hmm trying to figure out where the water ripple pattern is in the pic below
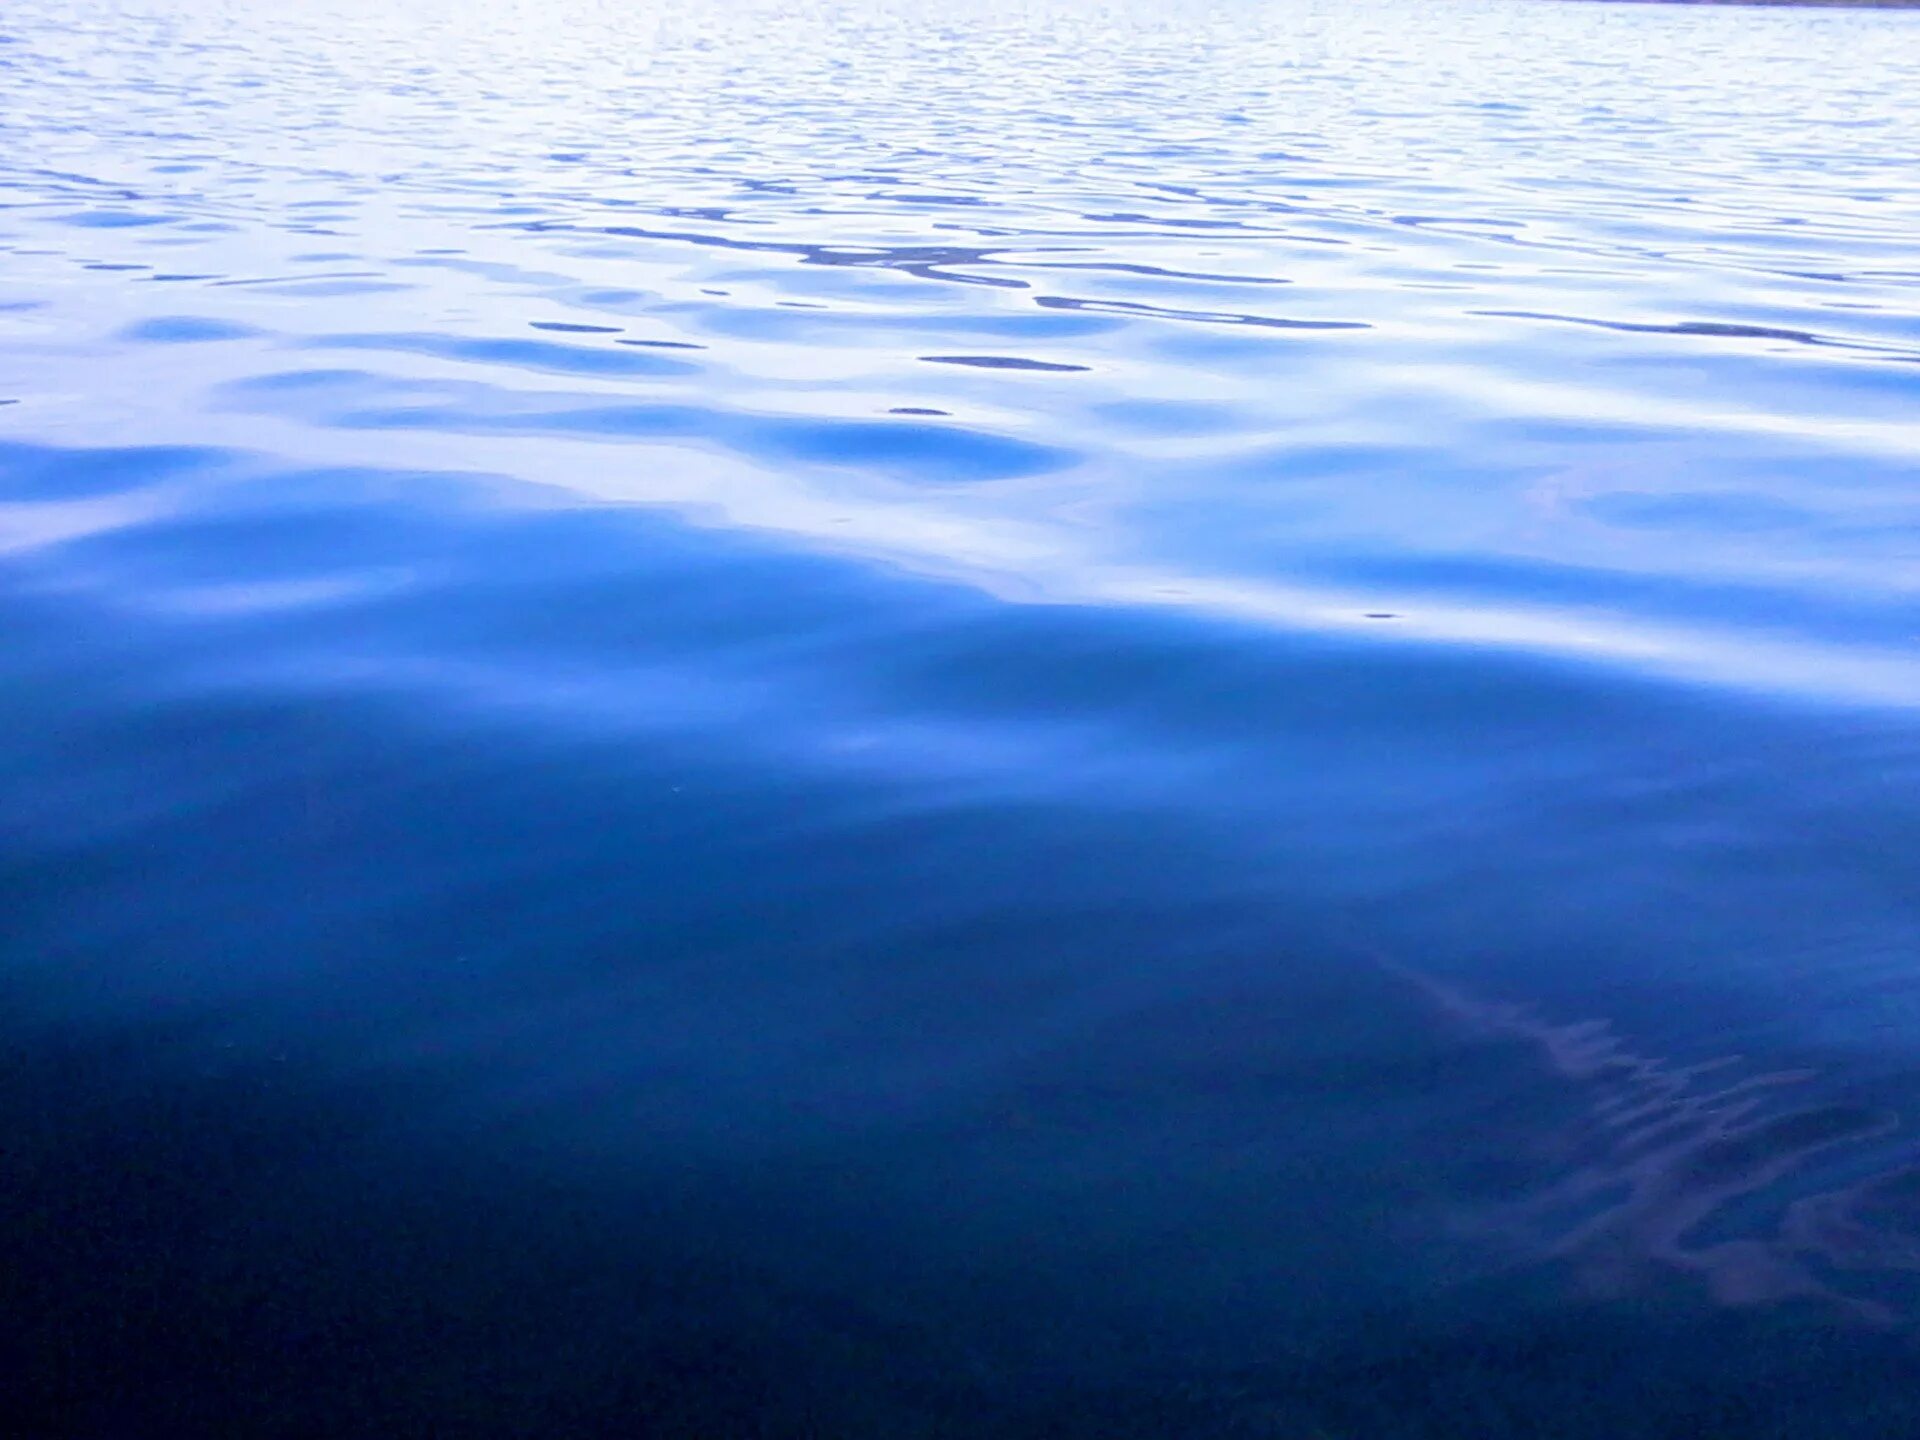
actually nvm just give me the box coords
[5,1,1920,1436]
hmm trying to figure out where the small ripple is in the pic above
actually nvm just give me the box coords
[221,370,1076,484]
[917,354,1090,373]
[306,331,699,378]
[1477,309,1920,362]
[1028,258,1297,288]
[529,321,623,334]
[213,271,388,288]
[55,209,174,229]
[250,278,413,296]
[0,441,233,501]
[554,221,1033,290]
[1032,295,1370,331]
[118,316,263,343]
[762,417,1073,483]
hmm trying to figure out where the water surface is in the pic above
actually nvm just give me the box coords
[5,1,1920,1434]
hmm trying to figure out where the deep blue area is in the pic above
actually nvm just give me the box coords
[5,1,1920,1434]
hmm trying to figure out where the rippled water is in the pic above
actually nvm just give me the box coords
[5,0,1920,1434]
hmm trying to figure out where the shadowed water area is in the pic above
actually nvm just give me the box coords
[4,0,1920,1434]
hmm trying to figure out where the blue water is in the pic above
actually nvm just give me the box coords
[6,0,1920,1433]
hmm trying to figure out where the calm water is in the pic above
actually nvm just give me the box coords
[5,0,1920,1433]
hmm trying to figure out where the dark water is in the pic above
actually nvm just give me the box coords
[5,0,1920,1434]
